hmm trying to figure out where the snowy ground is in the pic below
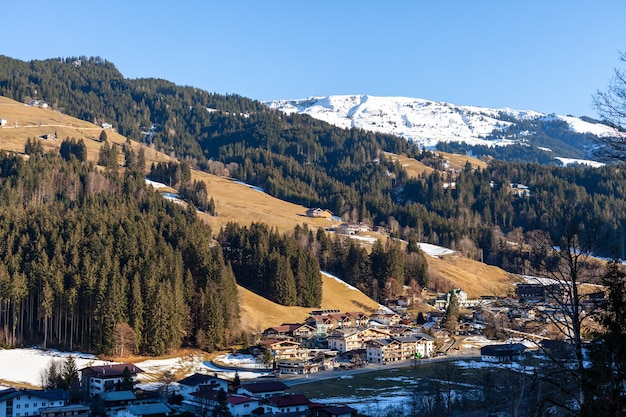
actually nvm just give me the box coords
[145,179,168,189]
[416,242,455,257]
[0,348,108,387]
[0,348,272,391]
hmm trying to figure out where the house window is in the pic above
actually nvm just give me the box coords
[25,404,29,408]
[16,404,21,409]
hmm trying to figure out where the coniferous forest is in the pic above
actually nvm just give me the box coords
[0,152,239,354]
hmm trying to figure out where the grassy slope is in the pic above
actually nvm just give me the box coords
[384,151,487,179]
[0,95,517,332]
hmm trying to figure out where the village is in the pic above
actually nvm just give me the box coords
[0,276,587,417]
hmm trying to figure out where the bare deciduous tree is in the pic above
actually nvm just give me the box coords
[527,211,604,413]
[592,51,626,162]
[113,322,137,358]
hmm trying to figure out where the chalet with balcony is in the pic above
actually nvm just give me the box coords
[305,208,334,218]
[259,339,305,360]
[368,311,401,326]
[327,328,392,353]
[265,394,311,414]
[0,388,69,417]
[80,363,143,397]
[177,374,227,401]
[365,334,435,364]
[261,323,317,343]
[188,389,259,417]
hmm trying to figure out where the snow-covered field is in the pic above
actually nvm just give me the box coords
[1,345,542,415]
[0,348,274,390]
[0,348,108,387]
[416,242,455,257]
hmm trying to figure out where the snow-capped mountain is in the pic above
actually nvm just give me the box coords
[265,95,620,150]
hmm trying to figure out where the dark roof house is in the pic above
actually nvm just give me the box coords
[480,343,526,363]
[238,381,288,398]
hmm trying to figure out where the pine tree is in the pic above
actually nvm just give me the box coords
[212,388,233,417]
[270,252,297,306]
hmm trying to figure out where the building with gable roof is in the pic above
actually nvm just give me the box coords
[237,381,288,399]
[327,328,392,353]
[177,373,228,401]
[0,388,69,417]
[188,389,259,417]
[480,343,526,363]
[265,394,310,414]
[365,334,435,364]
[80,363,144,397]
[309,404,358,417]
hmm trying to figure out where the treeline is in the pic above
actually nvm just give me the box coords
[298,225,430,301]
[148,161,215,214]
[317,230,431,301]
[400,161,626,263]
[217,222,322,307]
[0,152,239,354]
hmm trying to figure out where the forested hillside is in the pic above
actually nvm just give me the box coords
[0,152,240,354]
[3,55,626,308]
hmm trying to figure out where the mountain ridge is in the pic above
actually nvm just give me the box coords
[266,94,622,161]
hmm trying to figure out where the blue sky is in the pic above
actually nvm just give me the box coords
[2,1,625,118]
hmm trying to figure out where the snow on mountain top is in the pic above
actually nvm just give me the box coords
[266,95,622,149]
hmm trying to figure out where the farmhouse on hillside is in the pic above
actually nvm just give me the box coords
[305,208,334,218]
[336,222,371,235]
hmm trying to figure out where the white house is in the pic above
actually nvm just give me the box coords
[0,119,7,127]
[0,388,69,417]
[80,363,144,397]
[336,222,371,235]
[327,328,392,353]
[188,390,259,417]
[265,394,311,414]
[39,404,90,417]
[365,334,435,364]
[177,373,228,401]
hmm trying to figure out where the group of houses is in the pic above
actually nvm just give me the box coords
[178,375,355,417]
[257,309,435,374]
[0,363,357,417]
